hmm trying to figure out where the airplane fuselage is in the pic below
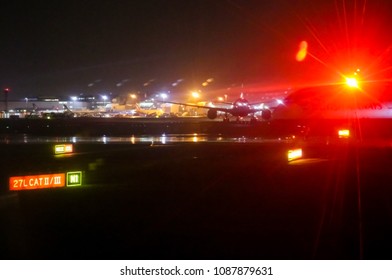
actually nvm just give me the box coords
[272,82,392,120]
[230,98,253,117]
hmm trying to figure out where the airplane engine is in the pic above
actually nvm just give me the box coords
[261,109,272,120]
[207,109,218,119]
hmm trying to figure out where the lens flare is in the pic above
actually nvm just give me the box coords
[296,41,308,62]
[345,77,359,88]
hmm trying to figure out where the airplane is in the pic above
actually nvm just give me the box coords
[271,79,392,138]
[162,94,273,123]
[272,80,392,120]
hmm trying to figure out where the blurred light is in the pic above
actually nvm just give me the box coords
[191,92,200,99]
[296,41,308,62]
[289,158,328,165]
[71,96,77,101]
[288,148,303,161]
[160,93,168,99]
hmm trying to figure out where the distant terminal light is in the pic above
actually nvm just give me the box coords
[287,148,303,161]
[191,91,200,99]
[338,129,350,138]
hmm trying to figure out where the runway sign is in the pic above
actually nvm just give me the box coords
[9,173,66,191]
[54,144,73,154]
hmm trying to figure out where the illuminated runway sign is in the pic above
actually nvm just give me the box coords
[54,144,73,154]
[9,171,84,191]
[287,148,303,161]
[9,173,66,191]
[66,171,82,187]
[338,129,350,138]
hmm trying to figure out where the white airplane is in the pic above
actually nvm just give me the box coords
[272,80,392,120]
[163,94,273,122]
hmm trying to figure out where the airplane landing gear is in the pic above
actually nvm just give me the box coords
[223,113,230,122]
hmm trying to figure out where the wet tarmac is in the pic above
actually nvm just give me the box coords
[1,118,392,260]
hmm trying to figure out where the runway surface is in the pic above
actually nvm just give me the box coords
[1,131,392,260]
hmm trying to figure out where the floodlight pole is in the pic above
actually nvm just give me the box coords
[3,88,9,117]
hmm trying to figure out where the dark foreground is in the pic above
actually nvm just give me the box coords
[1,137,392,260]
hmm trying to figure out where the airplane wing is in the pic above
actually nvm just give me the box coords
[161,101,232,112]
[161,100,272,120]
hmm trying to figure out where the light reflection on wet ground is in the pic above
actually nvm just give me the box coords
[2,132,392,259]
[0,133,296,145]
[3,133,392,149]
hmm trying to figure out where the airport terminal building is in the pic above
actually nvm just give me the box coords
[0,96,107,118]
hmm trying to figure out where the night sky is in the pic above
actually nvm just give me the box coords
[1,0,392,100]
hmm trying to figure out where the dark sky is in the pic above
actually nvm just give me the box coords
[1,0,392,100]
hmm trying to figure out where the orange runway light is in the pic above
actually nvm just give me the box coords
[338,129,350,138]
[287,148,303,161]
[54,144,73,154]
[9,173,66,191]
